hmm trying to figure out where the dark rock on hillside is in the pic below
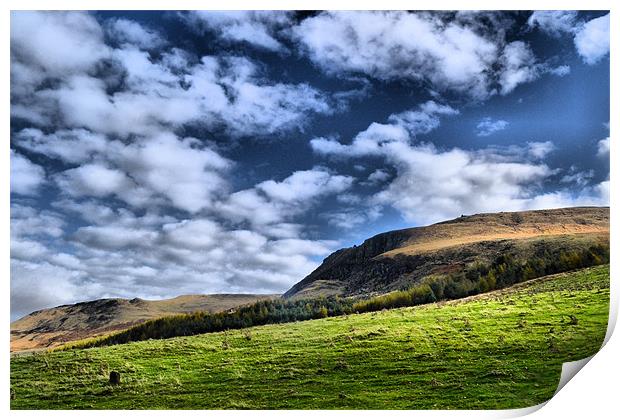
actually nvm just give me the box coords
[284,207,609,299]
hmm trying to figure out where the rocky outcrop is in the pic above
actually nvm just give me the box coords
[284,207,609,299]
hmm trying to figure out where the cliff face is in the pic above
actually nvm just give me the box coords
[284,207,610,299]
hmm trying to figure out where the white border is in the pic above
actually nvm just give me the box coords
[2,1,617,419]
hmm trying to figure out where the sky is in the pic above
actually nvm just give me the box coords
[9,10,610,320]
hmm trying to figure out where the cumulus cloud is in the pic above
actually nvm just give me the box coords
[312,100,458,158]
[292,11,504,99]
[527,141,556,159]
[498,41,540,95]
[11,204,66,238]
[574,14,610,65]
[56,163,131,198]
[527,11,579,37]
[312,107,606,224]
[20,53,330,138]
[20,129,232,213]
[11,260,90,319]
[9,11,610,319]
[11,11,332,138]
[10,151,46,195]
[597,137,610,157]
[113,133,232,213]
[217,168,354,233]
[476,117,509,137]
[180,11,293,52]
[388,101,459,135]
[528,11,609,66]
[257,169,353,203]
[291,11,562,99]
[74,225,159,250]
[14,166,354,315]
[15,128,109,164]
[561,168,594,187]
[10,191,346,319]
[105,18,166,50]
[548,65,571,77]
[10,213,341,319]
[364,169,391,186]
[10,11,110,76]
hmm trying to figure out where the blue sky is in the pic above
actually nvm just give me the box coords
[10,11,609,319]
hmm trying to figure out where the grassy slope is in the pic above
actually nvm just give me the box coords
[10,265,609,410]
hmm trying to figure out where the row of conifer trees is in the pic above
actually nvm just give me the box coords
[76,243,609,348]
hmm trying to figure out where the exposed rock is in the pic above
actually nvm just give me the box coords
[284,207,609,299]
[109,371,121,385]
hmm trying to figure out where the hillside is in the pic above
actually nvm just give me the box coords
[10,265,610,409]
[10,294,277,352]
[285,207,609,298]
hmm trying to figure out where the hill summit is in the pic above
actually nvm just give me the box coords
[11,294,276,352]
[284,207,609,298]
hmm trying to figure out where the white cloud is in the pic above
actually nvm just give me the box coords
[217,168,354,233]
[372,145,554,224]
[524,182,609,210]
[52,199,120,225]
[11,203,65,238]
[12,197,331,319]
[74,225,159,250]
[293,11,503,99]
[56,163,131,198]
[10,211,343,318]
[527,141,556,159]
[365,169,391,185]
[293,11,565,99]
[11,260,89,319]
[40,55,330,137]
[528,11,610,66]
[10,11,110,76]
[257,168,353,203]
[561,168,594,187]
[11,11,333,138]
[313,100,457,158]
[11,238,49,261]
[548,65,571,77]
[15,128,109,164]
[527,11,578,37]
[181,11,293,52]
[498,41,540,95]
[115,133,231,213]
[106,18,166,50]
[23,130,233,213]
[162,219,221,249]
[597,137,610,157]
[388,101,459,135]
[323,207,382,229]
[574,14,610,65]
[311,108,606,225]
[10,151,46,195]
[476,117,509,137]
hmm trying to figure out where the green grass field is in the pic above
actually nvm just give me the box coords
[10,264,610,410]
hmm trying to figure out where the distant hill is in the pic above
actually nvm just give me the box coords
[10,265,610,409]
[12,206,609,352]
[10,294,277,352]
[284,207,609,298]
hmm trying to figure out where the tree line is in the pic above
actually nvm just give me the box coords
[73,242,609,349]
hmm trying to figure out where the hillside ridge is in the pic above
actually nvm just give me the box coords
[11,293,277,352]
[284,206,609,298]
